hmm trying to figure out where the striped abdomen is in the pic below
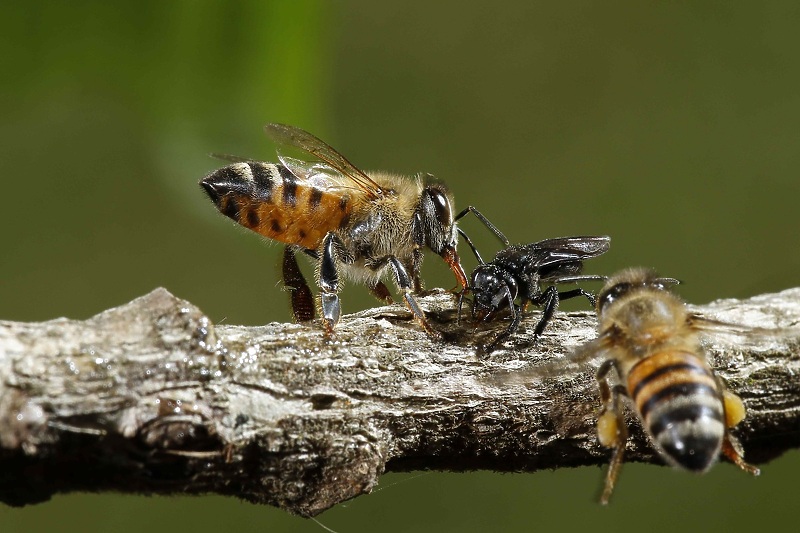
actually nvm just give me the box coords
[627,351,725,472]
[200,162,353,250]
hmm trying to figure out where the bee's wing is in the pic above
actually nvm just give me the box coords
[265,123,383,200]
[277,154,362,193]
[687,313,787,339]
[486,334,613,387]
[209,153,251,163]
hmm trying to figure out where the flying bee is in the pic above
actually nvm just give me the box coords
[199,124,468,335]
[456,220,609,352]
[580,268,760,503]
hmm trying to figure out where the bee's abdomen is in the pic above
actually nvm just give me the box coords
[627,351,724,472]
[200,162,352,250]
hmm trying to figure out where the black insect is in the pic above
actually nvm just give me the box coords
[457,217,609,352]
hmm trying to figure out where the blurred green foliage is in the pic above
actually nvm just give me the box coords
[2,1,799,531]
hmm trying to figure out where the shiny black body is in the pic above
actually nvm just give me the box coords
[465,235,610,352]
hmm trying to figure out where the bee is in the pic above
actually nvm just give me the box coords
[199,124,468,335]
[457,222,609,352]
[582,268,760,503]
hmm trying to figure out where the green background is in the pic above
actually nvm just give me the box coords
[2,2,799,531]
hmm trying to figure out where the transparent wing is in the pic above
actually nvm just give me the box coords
[209,153,251,163]
[533,236,611,260]
[688,313,790,339]
[512,236,610,275]
[485,334,613,387]
[277,153,361,193]
[265,123,383,199]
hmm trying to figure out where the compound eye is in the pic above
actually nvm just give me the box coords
[598,282,631,312]
[472,269,508,309]
[430,189,452,227]
[471,269,493,306]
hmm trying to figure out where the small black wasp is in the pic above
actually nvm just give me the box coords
[455,210,609,352]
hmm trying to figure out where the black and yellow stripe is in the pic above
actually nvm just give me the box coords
[627,350,725,472]
[200,161,354,250]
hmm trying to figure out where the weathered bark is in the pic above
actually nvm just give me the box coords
[0,287,798,516]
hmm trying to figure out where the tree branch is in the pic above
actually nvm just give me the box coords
[1,287,799,516]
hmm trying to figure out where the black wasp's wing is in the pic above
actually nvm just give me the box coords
[523,235,610,281]
[532,236,611,260]
[521,235,610,276]
[265,123,384,200]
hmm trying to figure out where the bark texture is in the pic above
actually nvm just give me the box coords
[0,287,799,516]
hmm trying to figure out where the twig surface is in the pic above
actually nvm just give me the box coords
[1,287,798,516]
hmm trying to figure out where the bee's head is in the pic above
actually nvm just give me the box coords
[470,265,518,322]
[414,178,467,288]
[597,267,681,314]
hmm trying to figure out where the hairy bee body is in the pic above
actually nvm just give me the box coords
[200,124,467,334]
[590,268,759,503]
[204,161,425,280]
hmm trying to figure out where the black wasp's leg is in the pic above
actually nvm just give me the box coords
[368,280,394,305]
[456,289,469,323]
[595,359,628,505]
[282,246,315,322]
[530,285,560,338]
[453,206,510,246]
[319,232,345,335]
[529,286,597,339]
[558,287,598,308]
[481,286,519,353]
[387,256,440,338]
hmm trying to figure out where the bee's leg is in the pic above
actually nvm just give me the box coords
[368,280,394,305]
[596,359,628,505]
[387,256,441,339]
[282,246,315,322]
[319,233,343,335]
[721,433,760,476]
[720,389,761,476]
[410,249,424,293]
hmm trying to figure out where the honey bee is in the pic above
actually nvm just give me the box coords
[582,268,760,503]
[199,124,468,335]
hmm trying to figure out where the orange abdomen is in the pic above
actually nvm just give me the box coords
[200,161,353,250]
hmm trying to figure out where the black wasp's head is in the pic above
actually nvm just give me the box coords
[470,264,518,322]
[413,176,467,288]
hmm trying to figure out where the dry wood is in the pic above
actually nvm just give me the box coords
[0,287,799,516]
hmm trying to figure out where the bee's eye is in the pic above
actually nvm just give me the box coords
[598,282,632,312]
[430,189,452,226]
